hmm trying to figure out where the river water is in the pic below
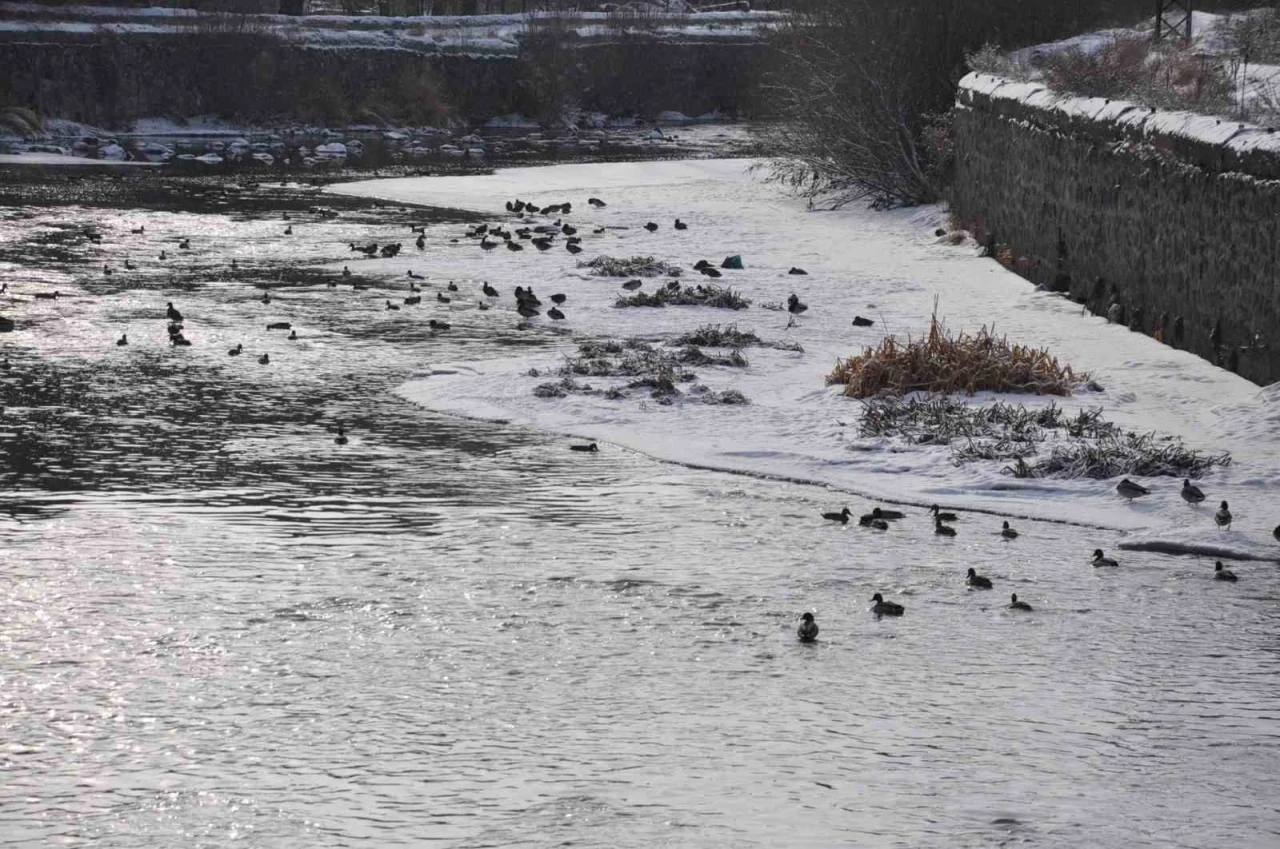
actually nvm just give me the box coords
[1,171,1277,848]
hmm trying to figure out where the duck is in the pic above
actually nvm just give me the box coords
[116,333,128,346]
[934,518,957,537]
[570,443,599,452]
[859,516,889,530]
[447,281,459,292]
[507,240,524,252]
[166,302,183,322]
[481,238,497,250]
[287,330,297,340]
[1181,479,1205,505]
[1092,549,1118,567]
[931,505,958,522]
[261,291,271,305]
[550,293,566,305]
[482,282,499,298]
[852,316,874,327]
[1008,593,1033,611]
[171,333,192,347]
[1000,520,1018,539]
[517,304,540,318]
[870,593,904,617]
[131,225,145,234]
[1116,478,1150,500]
[797,612,819,643]
[588,197,606,207]
[228,343,243,356]
[343,265,352,277]
[284,225,293,235]
[787,293,808,316]
[871,507,905,520]
[258,353,270,365]
[266,321,291,331]
[334,424,348,446]
[407,270,423,280]
[547,307,565,320]
[562,224,577,237]
[622,279,643,291]
[1215,500,1232,530]
[566,242,583,255]
[966,567,993,589]
[386,300,400,311]
[674,219,688,230]
[404,295,422,305]
[159,250,167,260]
[788,267,807,275]
[428,319,451,330]
[178,238,190,250]
[124,259,135,270]
[34,291,59,299]
[822,506,852,524]
[1274,524,1280,542]
[415,234,425,250]
[644,222,659,232]
[437,293,451,304]
[1213,561,1237,581]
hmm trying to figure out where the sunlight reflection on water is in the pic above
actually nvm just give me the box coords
[1,194,1278,849]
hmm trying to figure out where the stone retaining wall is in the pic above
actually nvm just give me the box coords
[951,72,1280,385]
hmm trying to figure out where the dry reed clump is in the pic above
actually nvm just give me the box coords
[671,323,804,352]
[828,314,1085,397]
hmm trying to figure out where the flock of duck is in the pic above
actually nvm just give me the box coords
[800,485,1266,641]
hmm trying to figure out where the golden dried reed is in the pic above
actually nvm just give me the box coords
[827,314,1086,398]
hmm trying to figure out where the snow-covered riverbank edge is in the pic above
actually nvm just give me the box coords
[329,159,1280,562]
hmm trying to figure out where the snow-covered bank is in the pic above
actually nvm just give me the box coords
[329,159,1280,560]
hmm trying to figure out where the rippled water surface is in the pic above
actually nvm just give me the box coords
[2,179,1278,848]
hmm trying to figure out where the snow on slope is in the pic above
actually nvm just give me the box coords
[329,160,1280,561]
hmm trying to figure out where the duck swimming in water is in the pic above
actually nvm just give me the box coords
[1092,549,1118,567]
[859,515,889,530]
[822,507,852,524]
[1000,521,1018,539]
[116,333,128,346]
[334,424,348,446]
[166,302,183,323]
[935,519,957,537]
[871,507,905,520]
[870,593,904,617]
[797,612,819,643]
[1008,593,1033,611]
[1116,478,1150,500]
[966,567,992,589]
[258,353,270,365]
[1215,500,1232,530]
[570,443,599,453]
[1213,561,1237,581]
[228,343,242,356]
[931,505,958,522]
[1181,479,1205,505]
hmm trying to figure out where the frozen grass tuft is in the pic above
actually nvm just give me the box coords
[579,255,681,277]
[671,322,802,352]
[859,396,1230,479]
[829,313,1085,398]
[539,337,749,403]
[615,283,750,310]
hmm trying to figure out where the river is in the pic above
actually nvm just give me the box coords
[1,166,1277,848]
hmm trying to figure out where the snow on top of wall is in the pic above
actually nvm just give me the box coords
[959,71,1280,168]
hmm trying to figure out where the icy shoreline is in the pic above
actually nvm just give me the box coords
[329,159,1280,562]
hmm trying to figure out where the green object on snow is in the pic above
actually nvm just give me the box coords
[720,255,744,270]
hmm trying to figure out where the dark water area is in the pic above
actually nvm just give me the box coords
[2,169,1279,848]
